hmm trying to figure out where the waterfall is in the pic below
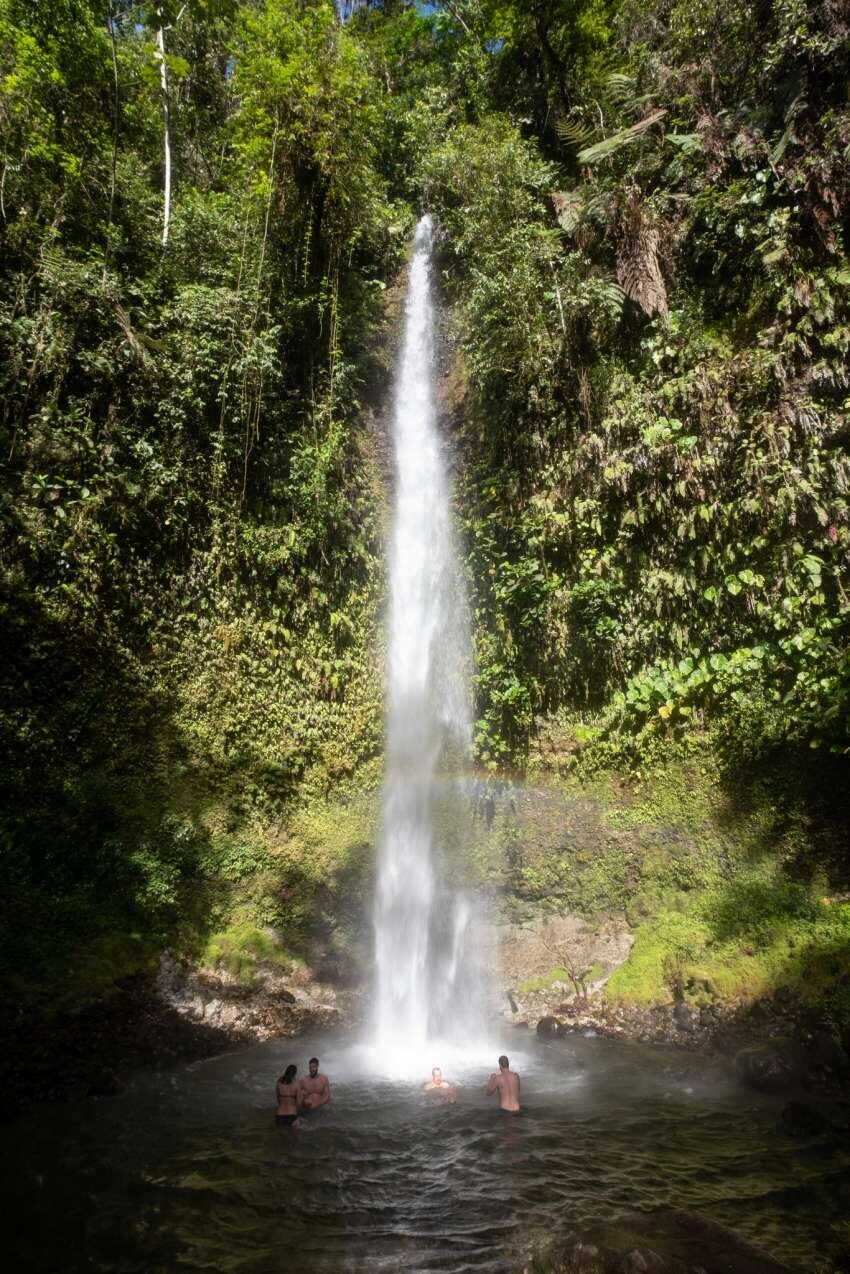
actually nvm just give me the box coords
[374,215,484,1065]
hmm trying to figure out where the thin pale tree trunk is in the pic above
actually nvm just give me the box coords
[155,4,186,246]
[155,21,171,245]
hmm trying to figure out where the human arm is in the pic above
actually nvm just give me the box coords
[486,1073,499,1096]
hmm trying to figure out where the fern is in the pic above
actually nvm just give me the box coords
[770,93,807,165]
[577,108,667,166]
[603,72,638,106]
[555,116,595,148]
[598,278,627,310]
[666,132,702,154]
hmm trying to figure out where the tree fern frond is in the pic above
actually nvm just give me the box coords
[603,72,637,104]
[577,108,667,166]
[555,116,595,148]
[583,189,614,224]
[599,278,627,310]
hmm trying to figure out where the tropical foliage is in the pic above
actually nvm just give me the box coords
[0,0,847,1036]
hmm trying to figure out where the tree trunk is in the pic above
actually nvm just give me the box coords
[155,20,172,245]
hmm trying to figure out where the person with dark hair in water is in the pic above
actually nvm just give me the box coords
[276,1064,300,1127]
[299,1057,331,1110]
[486,1054,520,1114]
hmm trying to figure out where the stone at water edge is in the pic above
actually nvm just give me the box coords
[537,1015,562,1036]
[673,1002,700,1034]
[805,1028,850,1083]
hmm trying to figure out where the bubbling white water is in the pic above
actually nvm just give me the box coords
[373,215,491,1075]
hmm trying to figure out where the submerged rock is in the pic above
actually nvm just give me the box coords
[734,1039,806,1092]
[532,1208,793,1273]
[779,1099,826,1137]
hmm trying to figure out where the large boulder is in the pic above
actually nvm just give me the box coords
[537,1015,561,1037]
[734,1038,806,1092]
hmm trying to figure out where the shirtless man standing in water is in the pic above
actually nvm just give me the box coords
[487,1054,520,1114]
[422,1066,457,1102]
[299,1057,331,1110]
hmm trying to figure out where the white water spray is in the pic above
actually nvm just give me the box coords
[374,216,486,1071]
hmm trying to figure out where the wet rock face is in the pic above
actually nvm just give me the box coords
[156,952,360,1043]
[495,910,634,1029]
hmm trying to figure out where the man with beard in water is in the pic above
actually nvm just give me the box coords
[422,1066,457,1102]
[299,1057,331,1110]
[487,1054,520,1114]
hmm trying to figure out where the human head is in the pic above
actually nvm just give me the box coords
[282,1064,297,1085]
[498,1055,509,1070]
[309,1057,319,1076]
[431,1066,442,1082]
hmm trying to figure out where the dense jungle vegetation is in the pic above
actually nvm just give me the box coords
[1,0,848,1045]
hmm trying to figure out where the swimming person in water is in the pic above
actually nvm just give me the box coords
[276,1064,300,1127]
[487,1054,520,1114]
[422,1066,457,1102]
[299,1057,331,1110]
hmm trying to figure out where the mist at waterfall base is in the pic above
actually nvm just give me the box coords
[372,214,495,1077]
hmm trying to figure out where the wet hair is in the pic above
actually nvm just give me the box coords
[309,1057,319,1066]
[280,1064,297,1085]
[498,1055,509,1069]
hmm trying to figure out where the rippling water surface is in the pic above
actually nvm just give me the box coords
[5,1032,848,1272]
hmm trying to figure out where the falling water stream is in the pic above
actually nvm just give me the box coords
[374,214,486,1068]
[3,220,849,1274]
